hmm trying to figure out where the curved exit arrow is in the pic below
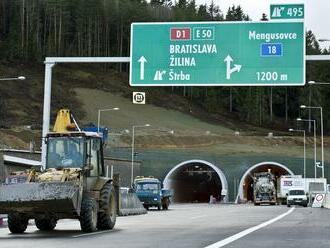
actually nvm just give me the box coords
[224,55,242,80]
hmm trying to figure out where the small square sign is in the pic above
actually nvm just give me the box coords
[133,92,146,104]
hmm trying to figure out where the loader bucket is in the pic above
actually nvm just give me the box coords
[0,182,80,215]
[118,188,147,216]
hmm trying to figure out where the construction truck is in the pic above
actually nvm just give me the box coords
[253,171,277,206]
[133,176,172,210]
[0,109,117,233]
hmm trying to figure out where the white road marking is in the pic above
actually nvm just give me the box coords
[204,207,295,248]
[0,228,9,234]
[190,215,208,220]
[72,230,114,238]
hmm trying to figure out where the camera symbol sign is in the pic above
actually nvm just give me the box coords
[133,92,146,104]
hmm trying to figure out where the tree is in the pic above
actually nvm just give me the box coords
[226,5,249,21]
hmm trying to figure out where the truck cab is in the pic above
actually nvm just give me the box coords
[133,176,171,210]
[253,171,277,206]
[287,189,308,207]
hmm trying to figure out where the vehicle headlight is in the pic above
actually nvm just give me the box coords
[154,198,158,201]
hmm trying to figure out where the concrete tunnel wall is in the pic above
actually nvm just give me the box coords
[163,159,229,203]
[236,161,294,203]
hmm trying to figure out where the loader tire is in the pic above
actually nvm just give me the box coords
[97,183,117,230]
[8,214,28,234]
[80,196,98,232]
[35,218,57,231]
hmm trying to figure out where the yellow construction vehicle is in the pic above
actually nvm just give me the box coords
[0,109,117,233]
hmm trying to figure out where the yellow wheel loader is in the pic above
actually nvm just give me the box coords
[0,109,117,233]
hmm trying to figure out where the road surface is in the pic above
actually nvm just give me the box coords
[0,204,329,248]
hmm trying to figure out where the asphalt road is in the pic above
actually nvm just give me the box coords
[0,204,329,248]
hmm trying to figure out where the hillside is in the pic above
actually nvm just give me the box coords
[0,61,327,150]
[0,0,330,149]
[75,88,233,135]
[0,61,279,133]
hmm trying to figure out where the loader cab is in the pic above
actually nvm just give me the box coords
[46,132,104,176]
[85,135,104,177]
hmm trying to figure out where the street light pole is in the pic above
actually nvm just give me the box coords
[131,127,135,185]
[0,76,26,81]
[320,107,324,178]
[318,39,330,42]
[300,104,324,178]
[131,124,150,185]
[97,107,119,133]
[308,81,330,85]
[289,129,306,178]
[297,118,317,178]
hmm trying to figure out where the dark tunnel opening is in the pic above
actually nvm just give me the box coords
[169,162,222,203]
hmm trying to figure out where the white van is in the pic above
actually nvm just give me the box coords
[287,189,308,207]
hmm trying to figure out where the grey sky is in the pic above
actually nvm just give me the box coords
[195,0,330,47]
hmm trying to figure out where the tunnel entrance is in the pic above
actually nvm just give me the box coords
[163,160,228,203]
[236,162,294,203]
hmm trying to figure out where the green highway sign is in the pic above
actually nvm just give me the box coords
[270,4,304,19]
[130,21,305,86]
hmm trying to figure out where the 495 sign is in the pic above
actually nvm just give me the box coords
[129,21,305,86]
[270,4,305,20]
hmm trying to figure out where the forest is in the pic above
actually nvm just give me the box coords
[0,0,330,131]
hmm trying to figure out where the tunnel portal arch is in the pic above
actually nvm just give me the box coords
[163,159,228,203]
[236,161,294,203]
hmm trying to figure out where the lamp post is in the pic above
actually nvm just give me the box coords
[300,105,324,178]
[308,81,330,85]
[97,107,119,132]
[318,39,330,42]
[289,128,306,178]
[131,124,151,185]
[297,118,317,178]
[157,128,175,135]
[0,76,26,81]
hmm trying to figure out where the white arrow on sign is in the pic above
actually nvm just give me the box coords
[224,55,242,80]
[138,56,147,80]
[272,7,285,18]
